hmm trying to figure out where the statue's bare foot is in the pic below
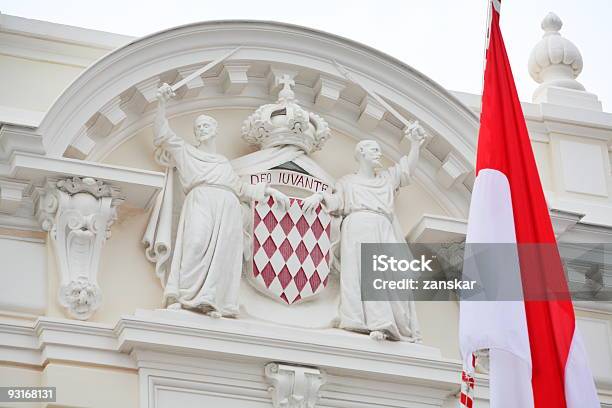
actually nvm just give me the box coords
[167,302,182,310]
[207,310,222,319]
[369,330,387,341]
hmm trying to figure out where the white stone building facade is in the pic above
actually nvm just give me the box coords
[0,12,611,408]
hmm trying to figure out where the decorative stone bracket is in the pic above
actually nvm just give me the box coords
[36,177,123,320]
[264,362,326,408]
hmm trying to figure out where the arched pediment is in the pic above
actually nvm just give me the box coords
[38,20,478,217]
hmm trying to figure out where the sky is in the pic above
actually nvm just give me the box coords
[2,0,611,110]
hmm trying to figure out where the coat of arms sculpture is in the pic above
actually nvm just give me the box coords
[143,72,424,342]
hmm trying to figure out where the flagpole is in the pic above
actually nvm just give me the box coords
[459,3,496,407]
[480,0,494,93]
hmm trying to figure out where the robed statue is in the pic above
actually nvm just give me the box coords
[303,123,426,341]
[151,83,290,317]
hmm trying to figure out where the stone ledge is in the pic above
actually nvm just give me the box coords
[119,309,458,386]
[0,311,468,390]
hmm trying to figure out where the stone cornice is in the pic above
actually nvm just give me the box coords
[0,317,134,369]
[86,85,472,218]
[35,21,478,165]
[4,20,485,221]
[117,310,459,384]
[7,153,164,209]
[0,14,132,69]
[0,14,133,51]
[0,312,467,388]
[0,151,164,226]
[452,90,612,143]
[6,312,612,401]
[0,125,45,161]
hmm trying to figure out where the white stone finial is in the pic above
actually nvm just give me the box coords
[528,12,583,91]
[528,12,601,110]
[541,11,563,33]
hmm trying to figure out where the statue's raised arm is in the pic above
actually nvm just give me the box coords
[402,121,427,176]
[153,83,178,147]
[384,121,426,190]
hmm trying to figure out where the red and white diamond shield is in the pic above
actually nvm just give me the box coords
[251,196,331,304]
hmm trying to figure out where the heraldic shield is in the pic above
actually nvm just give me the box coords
[250,195,332,305]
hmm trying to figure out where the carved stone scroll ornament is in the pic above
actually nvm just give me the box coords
[264,363,326,408]
[37,177,123,320]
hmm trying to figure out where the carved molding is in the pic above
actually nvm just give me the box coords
[37,21,479,162]
[127,76,162,114]
[0,179,29,214]
[25,21,493,222]
[70,128,97,158]
[222,63,250,94]
[176,66,205,99]
[436,151,470,189]
[37,176,123,320]
[85,95,127,142]
[314,75,345,111]
[264,363,326,408]
[358,96,386,131]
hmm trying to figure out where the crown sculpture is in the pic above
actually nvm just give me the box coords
[241,74,331,153]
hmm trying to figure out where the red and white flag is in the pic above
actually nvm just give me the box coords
[459,1,599,407]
